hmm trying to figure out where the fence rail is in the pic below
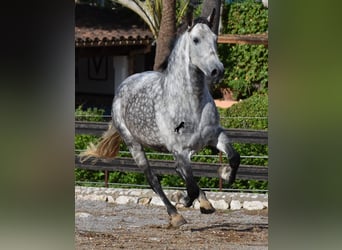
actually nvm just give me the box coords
[75,157,268,181]
[218,33,268,46]
[75,121,268,144]
[75,121,268,185]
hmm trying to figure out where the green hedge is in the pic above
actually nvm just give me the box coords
[218,0,268,99]
[219,93,268,189]
[218,92,268,130]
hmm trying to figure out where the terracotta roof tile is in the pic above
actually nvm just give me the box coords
[75,4,154,47]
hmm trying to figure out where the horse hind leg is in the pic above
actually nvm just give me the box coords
[144,165,187,227]
[128,142,187,227]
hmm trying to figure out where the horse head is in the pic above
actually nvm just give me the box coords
[186,12,224,84]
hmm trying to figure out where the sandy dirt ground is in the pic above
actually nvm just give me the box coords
[75,199,268,249]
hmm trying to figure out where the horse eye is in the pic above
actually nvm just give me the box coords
[193,37,199,44]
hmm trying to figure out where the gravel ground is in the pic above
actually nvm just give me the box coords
[75,198,268,249]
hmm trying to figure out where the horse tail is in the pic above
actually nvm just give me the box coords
[79,122,122,163]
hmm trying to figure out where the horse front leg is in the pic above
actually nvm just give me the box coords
[212,128,241,187]
[174,153,215,214]
[129,143,187,227]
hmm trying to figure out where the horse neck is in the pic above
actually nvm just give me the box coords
[164,34,206,99]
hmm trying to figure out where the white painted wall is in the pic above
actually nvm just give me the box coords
[113,56,129,93]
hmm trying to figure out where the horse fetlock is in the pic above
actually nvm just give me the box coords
[169,214,187,228]
[200,199,216,214]
[182,196,195,208]
[229,152,241,167]
[227,154,240,186]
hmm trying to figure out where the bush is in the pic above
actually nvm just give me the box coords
[219,92,268,166]
[108,171,148,186]
[75,106,107,184]
[219,93,268,190]
[75,105,105,122]
[218,0,268,99]
[218,92,268,129]
[224,0,268,34]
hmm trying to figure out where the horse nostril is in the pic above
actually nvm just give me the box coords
[211,69,218,77]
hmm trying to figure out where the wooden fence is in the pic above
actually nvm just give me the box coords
[75,121,268,144]
[218,33,268,46]
[75,121,268,187]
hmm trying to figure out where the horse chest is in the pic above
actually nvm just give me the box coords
[159,98,219,152]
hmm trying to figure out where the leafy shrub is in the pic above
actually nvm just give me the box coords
[224,0,268,34]
[218,0,268,99]
[75,106,107,183]
[75,133,98,152]
[219,93,268,189]
[160,174,185,187]
[75,105,105,122]
[218,92,268,129]
[108,171,148,186]
[219,93,268,166]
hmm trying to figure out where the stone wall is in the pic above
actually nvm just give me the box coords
[75,186,268,211]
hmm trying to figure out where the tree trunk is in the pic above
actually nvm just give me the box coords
[201,0,221,35]
[153,0,176,71]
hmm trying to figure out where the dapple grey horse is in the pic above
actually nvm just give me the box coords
[80,14,240,227]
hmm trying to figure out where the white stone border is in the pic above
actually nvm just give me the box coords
[75,186,268,211]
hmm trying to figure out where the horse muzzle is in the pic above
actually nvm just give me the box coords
[209,62,224,84]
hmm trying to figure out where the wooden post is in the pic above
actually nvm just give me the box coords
[219,152,223,191]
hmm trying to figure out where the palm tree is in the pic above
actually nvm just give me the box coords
[114,0,190,70]
[153,0,176,71]
[114,0,162,38]
[114,0,221,70]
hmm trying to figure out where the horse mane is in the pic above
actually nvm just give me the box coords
[158,17,212,71]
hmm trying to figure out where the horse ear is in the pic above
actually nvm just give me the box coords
[207,8,216,28]
[187,19,194,31]
[186,14,194,31]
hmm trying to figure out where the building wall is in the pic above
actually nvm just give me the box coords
[76,55,113,95]
[76,55,129,95]
[75,46,155,113]
[113,56,129,93]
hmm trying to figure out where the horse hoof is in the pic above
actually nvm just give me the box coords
[200,200,216,214]
[170,214,187,228]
